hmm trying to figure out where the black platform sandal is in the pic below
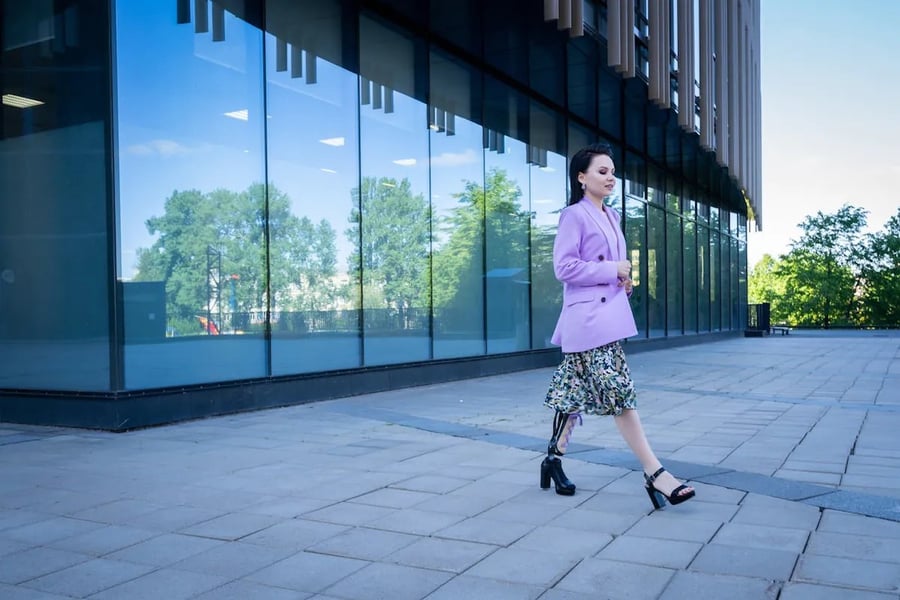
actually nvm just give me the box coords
[644,467,695,509]
[540,456,576,496]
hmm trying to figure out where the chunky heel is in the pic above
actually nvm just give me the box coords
[644,484,664,509]
[643,467,695,509]
[540,460,551,489]
[540,457,576,496]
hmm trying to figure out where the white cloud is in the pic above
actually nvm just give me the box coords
[126,139,192,157]
[430,148,478,168]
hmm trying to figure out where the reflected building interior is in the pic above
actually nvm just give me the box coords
[0,0,761,429]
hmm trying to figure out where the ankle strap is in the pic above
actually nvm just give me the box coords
[645,467,666,483]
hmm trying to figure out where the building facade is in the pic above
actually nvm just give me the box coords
[0,0,761,429]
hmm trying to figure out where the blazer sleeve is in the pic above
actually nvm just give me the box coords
[553,207,620,286]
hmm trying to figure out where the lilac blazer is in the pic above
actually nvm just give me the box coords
[550,199,638,353]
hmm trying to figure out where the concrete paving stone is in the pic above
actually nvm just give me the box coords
[0,547,91,585]
[536,590,597,600]
[0,510,55,535]
[710,522,809,553]
[351,488,439,509]
[246,551,368,593]
[244,497,337,519]
[424,574,544,600]
[625,512,723,543]
[322,562,453,600]
[307,526,419,561]
[509,525,613,559]
[21,558,154,597]
[85,567,230,600]
[773,469,841,486]
[46,524,159,556]
[689,544,798,581]
[119,505,225,532]
[409,492,502,517]
[0,583,73,599]
[554,557,674,599]
[818,509,900,538]
[805,490,900,521]
[597,535,702,569]
[660,571,780,600]
[367,507,465,536]
[240,519,349,551]
[104,532,225,567]
[779,583,897,599]
[842,473,900,490]
[387,537,498,573]
[683,481,746,504]
[194,579,313,599]
[730,494,822,529]
[450,480,535,503]
[465,547,582,586]
[69,498,167,525]
[794,554,900,593]
[560,507,645,536]
[477,499,574,526]
[178,512,281,541]
[389,474,472,494]
[171,541,297,578]
[805,530,900,563]
[3,516,103,546]
[435,515,536,546]
[303,502,399,527]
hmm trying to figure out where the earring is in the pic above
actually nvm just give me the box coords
[581,183,586,191]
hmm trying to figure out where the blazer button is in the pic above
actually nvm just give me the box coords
[598,254,605,261]
[600,297,606,303]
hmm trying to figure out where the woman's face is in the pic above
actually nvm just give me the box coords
[578,153,617,200]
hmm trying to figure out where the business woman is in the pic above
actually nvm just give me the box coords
[540,142,695,510]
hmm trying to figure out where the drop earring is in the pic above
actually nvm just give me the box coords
[581,183,586,191]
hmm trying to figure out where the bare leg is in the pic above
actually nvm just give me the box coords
[614,408,693,498]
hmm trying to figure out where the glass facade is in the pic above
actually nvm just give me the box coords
[1,0,753,420]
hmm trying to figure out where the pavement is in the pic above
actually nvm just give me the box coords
[1,329,899,600]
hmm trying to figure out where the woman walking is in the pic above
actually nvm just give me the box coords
[540,142,695,510]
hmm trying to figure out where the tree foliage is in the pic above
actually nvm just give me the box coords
[134,183,338,334]
[749,204,899,327]
[346,177,431,322]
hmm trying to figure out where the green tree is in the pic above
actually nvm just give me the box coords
[346,177,431,326]
[431,168,529,308]
[748,253,786,318]
[134,183,338,334]
[861,207,900,326]
[777,204,869,327]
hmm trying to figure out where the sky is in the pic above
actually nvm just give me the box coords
[749,0,900,266]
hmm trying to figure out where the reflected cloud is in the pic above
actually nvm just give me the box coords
[430,148,478,168]
[127,139,194,157]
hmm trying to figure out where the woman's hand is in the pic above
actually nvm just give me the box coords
[618,277,633,295]
[616,260,632,279]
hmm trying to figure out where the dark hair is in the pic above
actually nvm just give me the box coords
[568,142,614,206]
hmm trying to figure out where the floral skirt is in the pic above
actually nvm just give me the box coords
[544,341,637,416]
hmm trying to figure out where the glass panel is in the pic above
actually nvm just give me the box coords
[647,204,666,337]
[666,210,683,336]
[647,163,664,206]
[1,0,112,390]
[720,227,730,329]
[624,195,647,337]
[710,228,721,331]
[731,234,740,330]
[698,224,710,331]
[430,50,485,359]
[568,39,597,123]
[485,79,531,354]
[683,218,698,333]
[358,16,430,365]
[266,0,362,375]
[598,65,622,134]
[430,0,482,56]
[115,1,267,389]
[529,103,566,349]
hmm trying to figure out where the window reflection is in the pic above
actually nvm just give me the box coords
[116,1,267,388]
[430,51,486,359]
[358,16,430,365]
[625,194,647,337]
[266,0,362,375]
[647,204,665,337]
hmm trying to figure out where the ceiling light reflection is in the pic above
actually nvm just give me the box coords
[393,158,416,166]
[319,137,345,147]
[2,94,44,108]
[224,109,249,121]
